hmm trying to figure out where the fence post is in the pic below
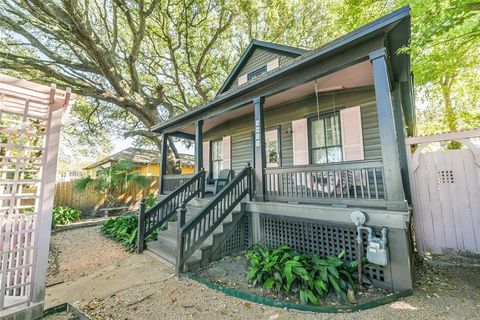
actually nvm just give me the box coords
[136,199,146,254]
[175,202,187,275]
[200,168,205,198]
[247,162,253,201]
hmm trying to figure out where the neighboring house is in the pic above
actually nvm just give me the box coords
[138,7,415,292]
[83,148,194,177]
[56,169,86,182]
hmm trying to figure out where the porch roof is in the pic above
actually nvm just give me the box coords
[152,5,411,135]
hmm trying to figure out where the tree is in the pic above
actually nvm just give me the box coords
[0,0,234,149]
[75,160,150,207]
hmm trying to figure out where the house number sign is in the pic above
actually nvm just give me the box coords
[255,120,260,147]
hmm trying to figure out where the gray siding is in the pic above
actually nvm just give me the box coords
[231,131,253,173]
[227,48,296,92]
[203,88,381,175]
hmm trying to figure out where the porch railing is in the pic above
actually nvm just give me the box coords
[136,170,205,253]
[176,164,252,274]
[163,174,194,194]
[265,160,392,208]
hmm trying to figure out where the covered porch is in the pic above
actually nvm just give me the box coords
[156,53,411,212]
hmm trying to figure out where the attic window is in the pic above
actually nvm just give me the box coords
[248,66,267,81]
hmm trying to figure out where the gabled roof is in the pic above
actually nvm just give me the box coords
[217,40,308,95]
[152,5,411,134]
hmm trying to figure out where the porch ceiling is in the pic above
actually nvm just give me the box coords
[177,60,373,135]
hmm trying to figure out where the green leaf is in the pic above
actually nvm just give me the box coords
[314,279,327,295]
[264,278,274,289]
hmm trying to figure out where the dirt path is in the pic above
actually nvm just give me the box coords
[46,228,480,319]
[47,226,130,286]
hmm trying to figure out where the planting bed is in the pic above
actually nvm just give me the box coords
[191,253,393,308]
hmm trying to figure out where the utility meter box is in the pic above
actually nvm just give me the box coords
[366,237,388,266]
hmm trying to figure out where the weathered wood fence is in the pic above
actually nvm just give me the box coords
[54,177,159,214]
[406,129,480,256]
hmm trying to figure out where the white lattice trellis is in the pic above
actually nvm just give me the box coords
[0,74,75,318]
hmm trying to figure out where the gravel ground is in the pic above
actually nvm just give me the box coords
[47,226,130,286]
[46,227,480,319]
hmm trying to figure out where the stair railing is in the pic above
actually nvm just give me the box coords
[136,169,205,253]
[176,163,253,274]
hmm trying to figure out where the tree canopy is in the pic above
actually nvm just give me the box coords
[0,0,479,152]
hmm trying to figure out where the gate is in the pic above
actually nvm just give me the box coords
[406,129,480,256]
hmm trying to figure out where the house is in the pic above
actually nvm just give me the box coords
[83,147,195,177]
[137,6,415,292]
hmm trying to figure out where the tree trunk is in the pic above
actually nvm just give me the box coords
[440,76,460,149]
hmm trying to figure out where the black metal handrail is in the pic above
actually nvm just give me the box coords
[136,169,205,253]
[176,164,252,274]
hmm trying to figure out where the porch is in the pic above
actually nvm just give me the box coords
[157,57,409,212]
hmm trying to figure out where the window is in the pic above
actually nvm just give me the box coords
[211,139,223,178]
[265,129,280,167]
[309,114,342,164]
[247,66,267,81]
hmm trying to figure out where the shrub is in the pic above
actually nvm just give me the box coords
[245,245,362,305]
[100,214,160,251]
[53,206,81,225]
[145,193,157,209]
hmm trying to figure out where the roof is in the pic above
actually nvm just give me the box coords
[152,5,411,134]
[0,74,76,119]
[217,40,308,95]
[83,148,161,169]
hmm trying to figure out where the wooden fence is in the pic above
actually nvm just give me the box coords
[406,129,480,256]
[53,177,159,214]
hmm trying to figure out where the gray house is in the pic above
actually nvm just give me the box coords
[137,6,415,292]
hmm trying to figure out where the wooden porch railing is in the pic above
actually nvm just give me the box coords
[265,160,393,208]
[163,174,194,194]
[136,170,205,253]
[176,164,252,274]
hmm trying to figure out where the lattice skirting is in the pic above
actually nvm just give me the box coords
[211,213,252,260]
[261,214,387,285]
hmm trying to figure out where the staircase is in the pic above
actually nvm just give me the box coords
[137,165,253,274]
[146,196,245,271]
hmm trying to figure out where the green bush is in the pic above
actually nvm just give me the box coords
[145,193,157,209]
[245,245,362,305]
[100,214,160,251]
[53,206,81,225]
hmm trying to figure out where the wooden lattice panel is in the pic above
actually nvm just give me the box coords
[262,214,385,283]
[0,102,46,310]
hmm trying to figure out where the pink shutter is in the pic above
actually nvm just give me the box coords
[340,106,364,161]
[292,118,309,165]
[237,74,248,86]
[202,141,210,170]
[266,58,279,72]
[222,136,231,169]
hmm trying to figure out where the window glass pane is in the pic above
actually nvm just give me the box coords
[265,129,279,167]
[211,139,223,161]
[311,149,327,164]
[325,114,340,146]
[310,118,325,148]
[327,147,342,163]
[212,161,223,179]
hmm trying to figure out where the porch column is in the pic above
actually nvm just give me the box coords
[370,48,406,207]
[159,133,168,195]
[253,96,266,201]
[195,120,204,172]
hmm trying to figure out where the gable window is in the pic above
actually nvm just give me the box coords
[247,66,267,81]
[309,114,342,164]
[211,139,223,178]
